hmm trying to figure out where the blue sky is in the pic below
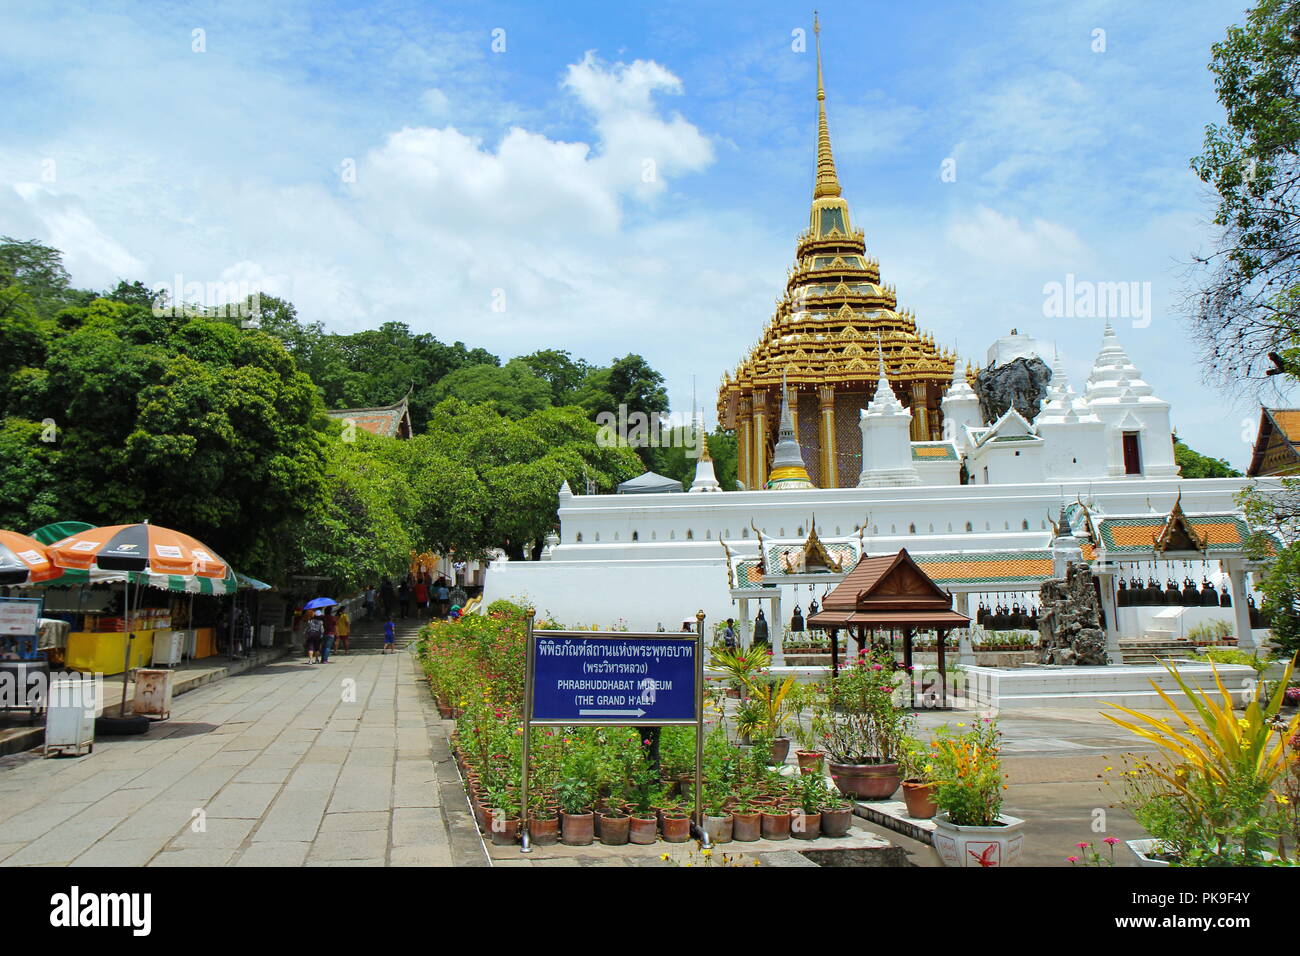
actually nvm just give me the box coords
[0,0,1287,466]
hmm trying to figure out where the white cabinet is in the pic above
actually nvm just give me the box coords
[151,630,186,666]
[44,678,95,757]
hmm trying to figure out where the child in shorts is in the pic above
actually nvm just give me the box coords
[383,618,395,654]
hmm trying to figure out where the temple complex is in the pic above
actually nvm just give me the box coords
[483,18,1277,685]
[718,16,961,490]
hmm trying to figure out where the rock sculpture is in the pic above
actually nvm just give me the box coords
[1038,562,1109,665]
[975,356,1052,424]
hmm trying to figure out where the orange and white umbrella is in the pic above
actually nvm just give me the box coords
[0,530,60,586]
[47,523,229,578]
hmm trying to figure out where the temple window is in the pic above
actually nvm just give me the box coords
[742,528,749,538]
[908,524,916,534]
[965,522,973,532]
[652,531,657,540]
[686,529,693,540]
[890,524,896,534]
[797,527,804,536]
[670,531,675,540]
[594,533,600,542]
[1122,432,1142,474]
[929,524,934,533]
[613,532,619,541]
[632,531,639,541]
[1021,520,1029,531]
[576,533,583,543]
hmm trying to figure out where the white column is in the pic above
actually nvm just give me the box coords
[738,599,751,649]
[1225,560,1256,651]
[770,591,784,666]
[954,592,976,666]
[1097,571,1122,658]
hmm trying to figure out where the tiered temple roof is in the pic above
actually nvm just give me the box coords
[718,16,968,490]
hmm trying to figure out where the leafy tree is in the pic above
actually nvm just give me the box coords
[423,399,642,559]
[0,418,63,531]
[1189,0,1300,386]
[1174,436,1244,477]
[289,430,413,593]
[0,237,89,320]
[428,360,552,419]
[516,349,590,405]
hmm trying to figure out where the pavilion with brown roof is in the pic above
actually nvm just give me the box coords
[808,548,969,704]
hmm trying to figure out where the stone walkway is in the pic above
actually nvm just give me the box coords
[0,638,486,867]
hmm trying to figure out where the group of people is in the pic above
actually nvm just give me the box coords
[364,574,467,622]
[301,605,351,664]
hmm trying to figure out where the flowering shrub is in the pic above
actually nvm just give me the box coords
[928,719,1007,827]
[823,648,912,765]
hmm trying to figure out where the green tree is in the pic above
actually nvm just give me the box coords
[516,348,590,405]
[0,418,63,531]
[429,360,552,418]
[290,431,413,593]
[1189,0,1300,385]
[1174,436,1244,478]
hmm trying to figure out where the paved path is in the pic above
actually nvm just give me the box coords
[0,635,485,867]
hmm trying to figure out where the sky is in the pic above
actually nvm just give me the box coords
[0,0,1289,467]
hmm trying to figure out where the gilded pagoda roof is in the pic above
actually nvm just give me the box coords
[719,17,968,415]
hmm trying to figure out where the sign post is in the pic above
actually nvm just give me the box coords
[520,608,706,853]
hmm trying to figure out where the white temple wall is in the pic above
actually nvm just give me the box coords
[967,442,1045,485]
[1038,421,1111,482]
[1092,401,1178,477]
[913,459,961,485]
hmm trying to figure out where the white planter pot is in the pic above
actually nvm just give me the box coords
[931,813,1025,867]
[1126,838,1172,867]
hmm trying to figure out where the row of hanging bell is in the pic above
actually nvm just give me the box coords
[1117,575,1229,608]
[976,602,1039,631]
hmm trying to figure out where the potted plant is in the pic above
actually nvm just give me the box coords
[791,772,825,840]
[527,794,559,847]
[484,785,520,846]
[660,802,691,843]
[928,719,1024,867]
[731,788,762,842]
[701,786,733,844]
[1105,656,1300,866]
[557,777,594,846]
[897,738,938,820]
[823,652,912,800]
[627,766,659,845]
[761,801,791,840]
[750,674,795,764]
[819,791,853,838]
[790,684,828,775]
[599,802,630,846]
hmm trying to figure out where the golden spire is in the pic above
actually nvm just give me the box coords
[813,12,841,201]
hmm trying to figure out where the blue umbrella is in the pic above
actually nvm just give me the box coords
[302,597,337,610]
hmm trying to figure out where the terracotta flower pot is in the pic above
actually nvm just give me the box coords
[600,813,630,846]
[629,815,658,845]
[790,810,821,840]
[902,781,938,820]
[828,761,901,800]
[661,814,691,843]
[529,815,559,846]
[760,810,791,841]
[768,737,792,766]
[819,806,853,838]
[488,813,520,846]
[795,750,824,775]
[561,811,594,846]
[731,810,761,842]
[702,813,733,844]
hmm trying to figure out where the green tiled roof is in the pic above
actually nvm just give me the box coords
[1096,515,1252,553]
[911,550,1055,585]
[911,443,958,461]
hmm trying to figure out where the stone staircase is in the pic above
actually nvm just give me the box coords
[333,617,426,651]
[1117,638,1201,665]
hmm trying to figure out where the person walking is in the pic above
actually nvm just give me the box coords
[723,618,737,649]
[321,607,338,663]
[398,579,411,619]
[383,617,396,654]
[414,577,429,619]
[336,606,351,654]
[364,586,376,621]
[304,611,323,664]
[434,577,450,619]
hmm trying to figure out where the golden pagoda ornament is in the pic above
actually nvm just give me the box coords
[718,13,968,490]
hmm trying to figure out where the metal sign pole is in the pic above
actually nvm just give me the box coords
[694,609,709,849]
[520,607,535,854]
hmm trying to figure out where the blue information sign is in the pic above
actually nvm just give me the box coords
[530,633,698,724]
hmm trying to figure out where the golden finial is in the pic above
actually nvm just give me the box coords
[812,12,841,200]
